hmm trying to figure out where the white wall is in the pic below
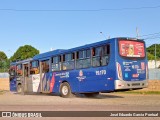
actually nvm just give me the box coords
[148,60,160,69]
[0,73,9,78]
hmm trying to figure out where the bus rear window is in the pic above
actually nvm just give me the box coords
[119,40,145,58]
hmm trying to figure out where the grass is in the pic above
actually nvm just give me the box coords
[0,90,4,95]
[115,90,160,95]
[0,90,7,95]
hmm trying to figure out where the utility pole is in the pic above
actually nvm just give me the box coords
[136,27,139,39]
[155,44,157,68]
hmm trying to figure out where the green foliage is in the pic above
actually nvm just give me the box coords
[10,45,39,62]
[0,51,7,61]
[0,64,8,72]
[0,51,8,72]
[147,52,155,60]
[147,44,160,60]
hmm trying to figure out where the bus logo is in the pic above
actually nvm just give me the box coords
[77,70,86,82]
[79,70,83,77]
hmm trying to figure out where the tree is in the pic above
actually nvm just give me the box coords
[147,52,155,60]
[0,51,7,61]
[0,51,8,72]
[10,45,39,62]
[147,44,160,60]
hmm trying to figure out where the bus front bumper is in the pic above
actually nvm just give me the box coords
[115,80,148,90]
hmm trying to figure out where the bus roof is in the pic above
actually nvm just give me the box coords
[33,38,115,60]
[32,37,144,61]
[33,49,65,60]
[10,62,16,66]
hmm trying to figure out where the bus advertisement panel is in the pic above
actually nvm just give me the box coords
[119,40,145,58]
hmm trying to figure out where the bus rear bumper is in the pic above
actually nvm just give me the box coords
[115,80,148,90]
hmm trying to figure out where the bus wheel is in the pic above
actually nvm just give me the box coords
[84,92,99,97]
[60,82,72,98]
[17,84,22,93]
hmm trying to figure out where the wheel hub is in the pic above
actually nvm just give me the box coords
[62,86,68,95]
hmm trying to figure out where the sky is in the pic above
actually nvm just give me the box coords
[0,0,160,58]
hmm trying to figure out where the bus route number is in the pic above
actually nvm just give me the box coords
[96,70,106,75]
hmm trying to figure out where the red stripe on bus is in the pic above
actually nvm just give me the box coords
[50,73,55,92]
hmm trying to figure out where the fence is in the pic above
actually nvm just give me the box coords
[0,73,9,90]
[148,60,160,69]
[0,73,9,78]
[149,69,160,80]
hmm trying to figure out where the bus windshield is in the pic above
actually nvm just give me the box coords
[119,40,145,58]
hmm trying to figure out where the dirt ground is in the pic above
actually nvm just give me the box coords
[0,91,160,120]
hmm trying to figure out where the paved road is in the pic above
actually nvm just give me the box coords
[0,91,160,120]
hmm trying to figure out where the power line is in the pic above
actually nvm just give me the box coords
[140,32,160,37]
[142,33,160,40]
[144,36,160,40]
[0,5,160,12]
[136,32,160,40]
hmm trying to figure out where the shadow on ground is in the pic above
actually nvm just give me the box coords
[13,92,124,99]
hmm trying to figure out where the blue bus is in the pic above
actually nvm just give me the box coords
[9,58,32,92]
[9,37,148,97]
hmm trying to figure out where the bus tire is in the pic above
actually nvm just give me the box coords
[60,82,72,98]
[17,84,22,93]
[84,92,99,97]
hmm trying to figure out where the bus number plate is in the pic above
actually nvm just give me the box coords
[96,70,106,75]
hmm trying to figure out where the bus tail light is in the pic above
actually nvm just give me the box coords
[107,78,113,80]
[116,62,123,80]
[118,84,125,87]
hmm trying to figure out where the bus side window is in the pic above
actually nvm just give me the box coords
[42,60,49,73]
[107,44,110,54]
[92,48,95,56]
[76,49,91,69]
[102,44,110,66]
[85,49,91,68]
[16,64,22,76]
[10,69,15,76]
[76,51,83,69]
[30,61,39,74]
[9,66,15,76]
[92,47,101,67]
[92,44,110,67]
[62,53,74,70]
[52,56,61,71]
